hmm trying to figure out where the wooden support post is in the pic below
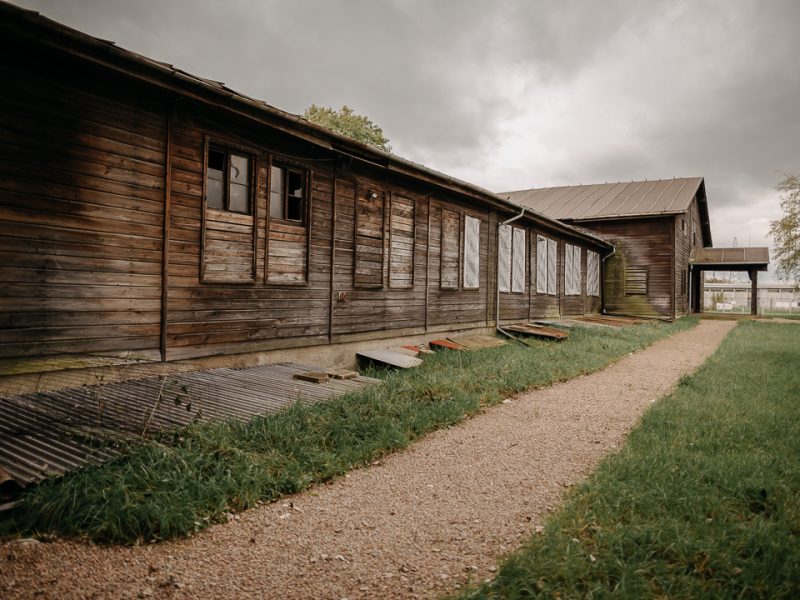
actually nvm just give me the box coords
[750,269,758,315]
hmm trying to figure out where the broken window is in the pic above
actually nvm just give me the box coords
[267,162,310,284]
[206,146,252,214]
[203,142,256,282]
[463,215,481,289]
[270,165,306,223]
[565,244,582,296]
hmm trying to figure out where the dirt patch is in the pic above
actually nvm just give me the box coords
[0,320,735,600]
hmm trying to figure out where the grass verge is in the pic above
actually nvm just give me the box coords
[0,318,696,545]
[456,320,800,599]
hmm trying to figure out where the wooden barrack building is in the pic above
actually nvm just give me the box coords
[0,2,612,372]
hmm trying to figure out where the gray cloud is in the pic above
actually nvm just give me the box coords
[11,0,800,277]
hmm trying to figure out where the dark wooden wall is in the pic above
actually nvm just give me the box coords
[0,40,608,365]
[576,217,675,317]
[0,48,167,360]
[673,198,703,316]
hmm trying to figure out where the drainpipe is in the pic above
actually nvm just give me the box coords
[600,244,616,315]
[496,206,526,341]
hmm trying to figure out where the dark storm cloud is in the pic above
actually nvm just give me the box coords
[11,0,800,273]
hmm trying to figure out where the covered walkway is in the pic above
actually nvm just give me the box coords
[689,247,769,315]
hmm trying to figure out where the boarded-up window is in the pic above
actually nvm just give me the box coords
[565,244,582,296]
[547,238,557,295]
[536,235,557,295]
[587,250,600,296]
[203,142,255,283]
[625,267,648,295]
[499,225,525,293]
[440,208,460,289]
[463,215,481,289]
[267,164,309,284]
[511,227,526,293]
[498,224,512,293]
[389,194,415,288]
[354,187,385,287]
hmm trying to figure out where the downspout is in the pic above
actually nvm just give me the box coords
[600,244,616,315]
[496,206,526,341]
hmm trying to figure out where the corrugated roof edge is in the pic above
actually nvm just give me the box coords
[500,177,712,247]
[0,0,611,250]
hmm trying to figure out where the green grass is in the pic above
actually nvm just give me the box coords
[0,318,697,545]
[456,321,800,599]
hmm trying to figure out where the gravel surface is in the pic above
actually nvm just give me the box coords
[1,320,735,600]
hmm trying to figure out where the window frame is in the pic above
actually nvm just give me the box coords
[462,214,481,290]
[535,234,558,296]
[205,143,255,216]
[439,207,462,290]
[625,266,648,296]
[269,161,308,225]
[200,136,259,285]
[498,224,526,294]
[353,183,386,289]
[388,191,416,290]
[564,243,582,296]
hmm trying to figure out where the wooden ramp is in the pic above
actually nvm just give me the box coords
[0,363,379,490]
[356,349,423,369]
[447,334,506,350]
[572,315,649,327]
[504,323,569,340]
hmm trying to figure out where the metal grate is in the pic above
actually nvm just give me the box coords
[0,363,379,490]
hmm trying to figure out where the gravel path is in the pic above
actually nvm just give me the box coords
[1,320,735,600]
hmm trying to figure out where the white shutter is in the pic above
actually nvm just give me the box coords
[498,224,511,293]
[574,246,582,295]
[565,245,573,295]
[463,216,480,289]
[586,251,596,296]
[547,238,557,295]
[511,227,526,293]
[536,235,547,294]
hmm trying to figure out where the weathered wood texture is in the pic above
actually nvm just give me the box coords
[165,108,333,359]
[427,200,491,328]
[673,197,703,316]
[0,50,166,359]
[576,217,674,317]
[0,35,609,366]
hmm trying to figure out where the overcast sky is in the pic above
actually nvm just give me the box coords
[14,0,800,281]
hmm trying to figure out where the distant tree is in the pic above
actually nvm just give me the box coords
[303,104,391,152]
[769,172,800,286]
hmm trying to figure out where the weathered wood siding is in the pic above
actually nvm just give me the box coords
[165,108,334,359]
[0,31,609,367]
[673,197,703,316]
[576,217,675,317]
[427,199,492,328]
[0,49,166,359]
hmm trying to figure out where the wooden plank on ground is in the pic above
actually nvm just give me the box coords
[293,371,330,384]
[505,323,568,341]
[356,349,422,369]
[429,339,465,351]
[447,334,506,350]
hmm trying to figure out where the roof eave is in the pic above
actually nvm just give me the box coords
[0,0,611,251]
